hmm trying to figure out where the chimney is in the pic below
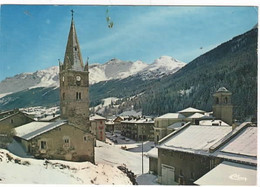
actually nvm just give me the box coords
[232,120,238,130]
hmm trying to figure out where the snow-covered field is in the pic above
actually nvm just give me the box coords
[0,148,131,184]
[1,137,158,184]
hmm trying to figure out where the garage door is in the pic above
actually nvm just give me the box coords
[162,164,175,185]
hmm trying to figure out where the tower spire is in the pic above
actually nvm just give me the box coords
[63,10,84,71]
[71,9,74,21]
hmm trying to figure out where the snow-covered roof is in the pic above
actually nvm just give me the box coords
[90,114,106,120]
[194,161,256,186]
[158,125,232,154]
[187,113,210,119]
[15,120,67,141]
[147,147,158,159]
[157,113,185,119]
[199,120,229,126]
[212,127,257,164]
[121,118,154,124]
[216,87,230,93]
[105,120,114,125]
[178,107,205,114]
[39,114,60,122]
[167,122,186,130]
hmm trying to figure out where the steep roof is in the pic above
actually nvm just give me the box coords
[157,113,185,119]
[158,125,232,155]
[63,19,84,71]
[14,120,67,141]
[187,113,210,119]
[178,107,205,114]
[216,87,229,93]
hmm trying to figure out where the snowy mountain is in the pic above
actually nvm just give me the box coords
[0,56,185,97]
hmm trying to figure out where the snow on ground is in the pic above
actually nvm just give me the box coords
[0,148,131,184]
[92,97,119,114]
[20,106,60,118]
[0,92,13,99]
[95,140,149,176]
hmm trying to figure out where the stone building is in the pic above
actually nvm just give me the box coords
[156,123,232,185]
[14,121,94,162]
[59,14,90,132]
[212,87,233,125]
[12,12,95,163]
[90,114,106,142]
[113,116,124,133]
[0,109,34,130]
[155,122,256,185]
[121,118,154,141]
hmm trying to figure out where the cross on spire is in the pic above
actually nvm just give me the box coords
[71,9,74,20]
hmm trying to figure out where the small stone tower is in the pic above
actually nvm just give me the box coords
[212,87,233,125]
[59,13,90,132]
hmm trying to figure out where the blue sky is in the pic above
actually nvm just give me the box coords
[0,5,258,81]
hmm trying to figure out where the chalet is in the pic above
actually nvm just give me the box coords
[121,118,154,141]
[90,114,106,142]
[14,120,94,162]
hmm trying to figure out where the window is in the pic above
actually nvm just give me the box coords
[10,119,14,124]
[40,141,47,149]
[83,135,88,142]
[64,137,70,147]
[76,92,82,100]
[64,139,69,144]
[224,97,228,104]
[216,97,219,104]
[63,93,65,100]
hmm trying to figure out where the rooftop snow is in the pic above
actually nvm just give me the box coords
[147,147,158,159]
[90,114,106,120]
[194,161,256,185]
[157,113,185,119]
[187,113,209,119]
[178,107,205,113]
[220,127,257,156]
[159,125,232,153]
[167,122,186,129]
[199,120,229,126]
[15,120,66,140]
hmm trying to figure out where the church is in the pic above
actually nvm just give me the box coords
[13,12,95,163]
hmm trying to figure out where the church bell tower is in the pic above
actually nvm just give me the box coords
[212,87,233,125]
[59,11,90,131]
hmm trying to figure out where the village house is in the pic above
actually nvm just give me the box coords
[0,109,34,130]
[9,11,95,163]
[105,119,114,132]
[14,120,94,162]
[195,123,257,185]
[156,123,232,185]
[121,117,154,141]
[90,114,106,142]
[153,121,256,185]
[113,116,125,133]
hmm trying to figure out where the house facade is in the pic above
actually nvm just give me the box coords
[121,118,154,141]
[0,110,34,132]
[156,123,232,185]
[90,114,106,142]
[155,122,256,185]
[14,121,94,162]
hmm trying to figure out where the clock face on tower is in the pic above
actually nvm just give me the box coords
[76,76,81,81]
